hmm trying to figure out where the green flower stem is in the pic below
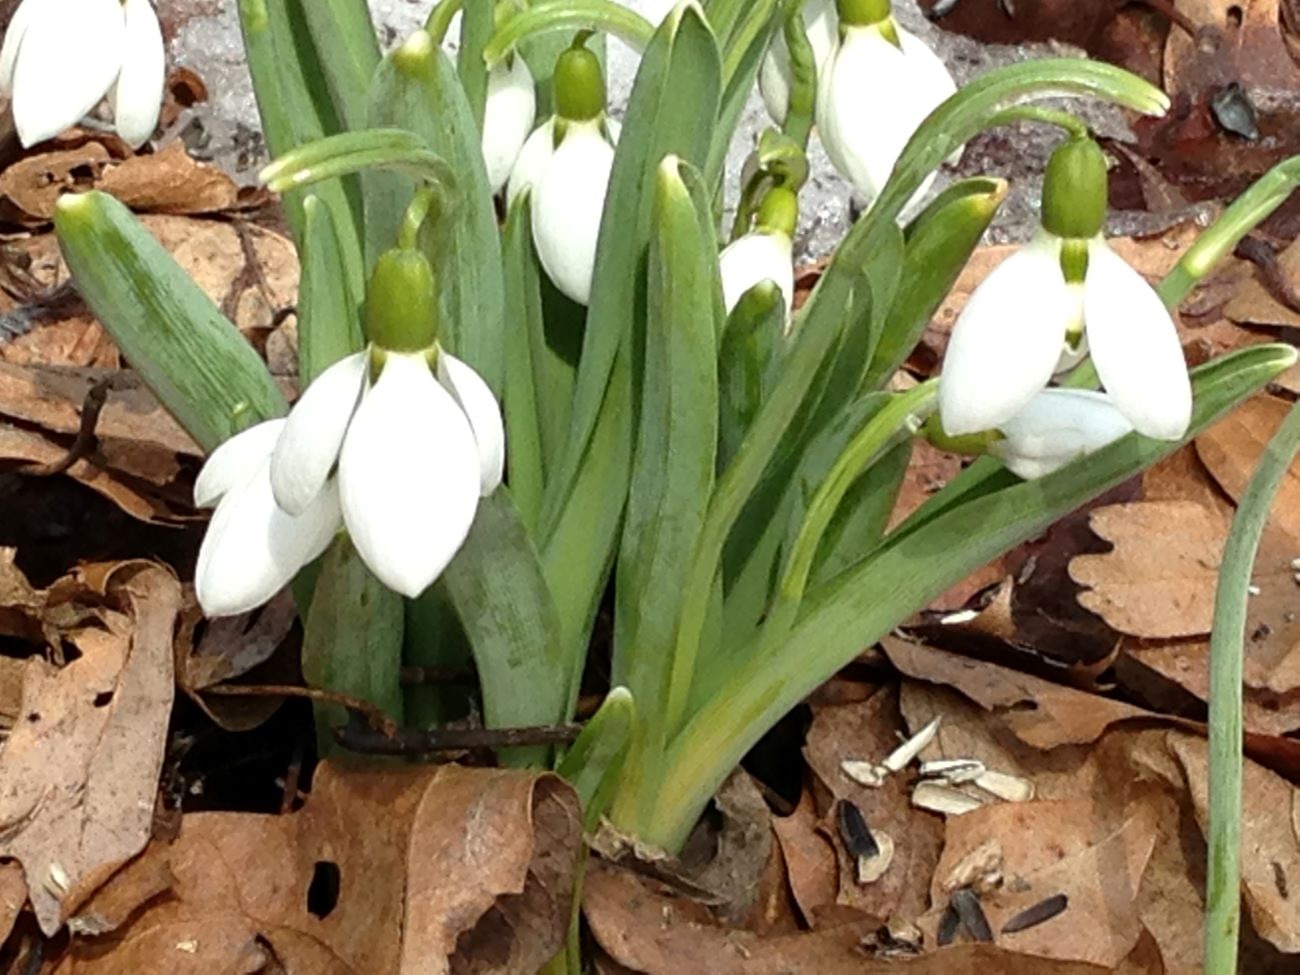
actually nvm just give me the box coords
[398,186,437,250]
[260,130,457,196]
[780,1,817,149]
[482,0,654,67]
[987,104,1090,139]
[640,345,1295,851]
[1204,400,1300,974]
[1161,155,1300,307]
[776,382,936,612]
[424,0,463,41]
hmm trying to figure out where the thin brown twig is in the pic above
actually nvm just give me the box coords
[335,721,583,756]
[201,683,399,737]
[20,378,112,477]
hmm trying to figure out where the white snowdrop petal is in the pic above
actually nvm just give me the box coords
[1084,241,1192,440]
[0,0,40,96]
[531,123,615,306]
[816,25,956,206]
[991,389,1133,480]
[719,231,795,318]
[436,352,505,496]
[194,418,286,508]
[939,233,1073,436]
[11,0,125,147]
[506,117,556,209]
[481,55,537,194]
[195,463,342,618]
[896,26,960,166]
[112,0,165,148]
[758,0,838,124]
[338,353,481,598]
[270,350,367,516]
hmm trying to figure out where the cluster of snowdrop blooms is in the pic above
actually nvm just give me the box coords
[159,0,1189,618]
[1,0,165,148]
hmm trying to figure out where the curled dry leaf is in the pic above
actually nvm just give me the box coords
[1224,238,1300,328]
[0,144,113,222]
[0,561,178,935]
[53,763,582,973]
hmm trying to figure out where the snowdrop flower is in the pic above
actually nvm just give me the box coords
[0,0,165,149]
[759,0,838,125]
[506,37,617,305]
[816,0,956,206]
[481,52,537,194]
[193,419,342,618]
[990,389,1133,480]
[940,136,1192,442]
[194,247,504,616]
[719,186,797,320]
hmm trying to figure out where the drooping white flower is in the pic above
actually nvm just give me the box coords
[938,229,1192,442]
[481,54,537,195]
[720,231,795,318]
[990,389,1133,480]
[815,19,956,206]
[506,39,618,306]
[269,347,503,599]
[193,419,342,618]
[758,0,838,125]
[0,0,165,149]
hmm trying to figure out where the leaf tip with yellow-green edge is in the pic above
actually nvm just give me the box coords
[394,28,437,78]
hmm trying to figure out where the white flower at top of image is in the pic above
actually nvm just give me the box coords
[481,52,537,194]
[990,388,1134,480]
[939,136,1192,444]
[0,0,165,148]
[193,249,505,617]
[506,38,618,306]
[815,4,957,207]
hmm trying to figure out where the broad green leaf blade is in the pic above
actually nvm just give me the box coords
[299,196,365,384]
[614,158,721,774]
[238,0,366,306]
[457,0,493,127]
[403,581,475,729]
[366,31,506,391]
[442,491,568,766]
[865,177,1006,390]
[483,0,655,65]
[302,535,405,751]
[704,2,779,190]
[502,193,548,532]
[556,686,636,825]
[297,0,381,131]
[645,342,1297,851]
[539,4,722,537]
[717,283,785,469]
[54,192,285,451]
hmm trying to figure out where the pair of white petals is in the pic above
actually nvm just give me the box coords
[1,0,164,148]
[761,1,958,205]
[939,232,1192,443]
[195,349,504,617]
[508,117,619,306]
[718,230,795,321]
[990,388,1134,480]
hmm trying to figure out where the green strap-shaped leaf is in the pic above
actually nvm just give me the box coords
[54,192,285,451]
[539,4,722,538]
[501,193,548,532]
[299,196,365,384]
[302,535,405,752]
[612,158,721,811]
[704,0,780,191]
[365,31,506,391]
[556,686,636,825]
[864,177,1006,390]
[640,342,1297,851]
[457,0,494,127]
[717,283,785,469]
[442,491,569,766]
[297,0,381,131]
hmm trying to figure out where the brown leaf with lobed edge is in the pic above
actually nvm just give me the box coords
[1196,393,1300,539]
[0,562,178,935]
[54,763,581,973]
[1224,238,1300,328]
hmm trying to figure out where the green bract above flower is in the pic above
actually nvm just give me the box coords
[0,0,165,148]
[989,388,1133,480]
[481,53,538,194]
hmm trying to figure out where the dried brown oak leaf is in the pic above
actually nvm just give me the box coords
[0,561,178,936]
[1197,393,1300,540]
[55,762,582,974]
